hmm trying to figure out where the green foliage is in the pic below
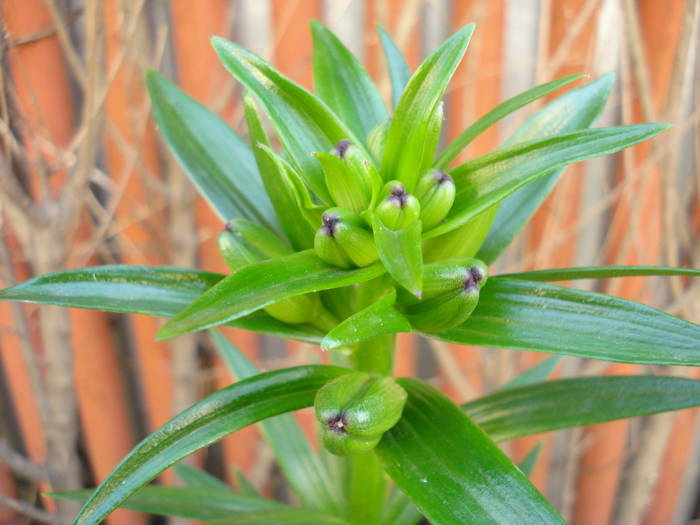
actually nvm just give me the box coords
[1,21,697,525]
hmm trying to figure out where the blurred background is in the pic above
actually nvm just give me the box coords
[0,0,698,524]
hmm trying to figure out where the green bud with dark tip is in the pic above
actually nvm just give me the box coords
[314,208,379,268]
[366,118,390,164]
[375,181,421,230]
[402,258,488,332]
[315,372,407,456]
[415,169,456,230]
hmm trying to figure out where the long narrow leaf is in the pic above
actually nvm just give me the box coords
[205,508,349,524]
[376,25,411,109]
[311,20,387,139]
[426,123,669,238]
[438,279,700,366]
[477,73,614,263]
[173,463,230,491]
[497,265,700,281]
[518,443,543,478]
[211,331,341,513]
[499,356,561,391]
[373,217,423,297]
[375,378,564,524]
[465,376,700,442]
[381,25,474,190]
[212,37,363,203]
[0,266,323,343]
[321,289,412,351]
[158,251,385,339]
[435,73,585,169]
[146,71,276,229]
[71,365,349,525]
[52,487,279,520]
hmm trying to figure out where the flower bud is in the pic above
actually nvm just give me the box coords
[366,119,389,163]
[414,169,456,230]
[402,259,488,332]
[314,208,379,268]
[316,140,382,213]
[315,372,407,456]
[375,181,421,230]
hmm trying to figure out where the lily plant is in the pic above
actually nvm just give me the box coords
[2,21,699,525]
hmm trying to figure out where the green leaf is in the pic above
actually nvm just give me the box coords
[254,143,320,250]
[518,443,543,478]
[381,25,474,190]
[158,251,385,339]
[372,218,423,297]
[146,71,276,229]
[243,95,314,250]
[500,356,561,391]
[204,508,349,524]
[233,469,260,497]
[212,37,363,203]
[321,289,412,351]
[381,488,422,525]
[211,331,342,513]
[477,73,614,263]
[438,279,700,366]
[435,73,585,169]
[311,20,387,140]
[426,123,670,239]
[0,266,323,344]
[498,265,700,281]
[70,365,349,525]
[465,375,700,442]
[173,463,230,491]
[376,25,411,109]
[52,487,279,520]
[375,378,564,524]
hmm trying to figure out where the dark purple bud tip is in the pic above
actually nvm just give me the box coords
[327,413,347,435]
[322,214,340,237]
[387,184,410,208]
[333,140,352,158]
[224,221,234,233]
[469,266,485,284]
[434,170,453,186]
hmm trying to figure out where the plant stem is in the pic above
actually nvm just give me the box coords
[348,451,387,525]
[351,335,395,376]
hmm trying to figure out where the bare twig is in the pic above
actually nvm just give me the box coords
[0,439,47,483]
[0,494,60,525]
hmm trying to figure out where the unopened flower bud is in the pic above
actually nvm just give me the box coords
[315,372,407,456]
[375,181,421,230]
[366,119,390,163]
[314,208,379,268]
[317,140,382,213]
[414,169,456,230]
[402,259,488,332]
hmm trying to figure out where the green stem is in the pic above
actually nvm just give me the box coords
[348,452,387,525]
[351,334,395,376]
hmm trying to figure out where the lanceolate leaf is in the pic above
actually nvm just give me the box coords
[376,25,411,109]
[375,378,564,524]
[498,265,700,282]
[0,266,323,344]
[465,376,700,442]
[499,356,561,391]
[518,443,543,478]
[211,331,342,513]
[174,463,231,491]
[70,365,349,525]
[435,73,585,169]
[311,20,387,140]
[321,289,412,351]
[381,25,474,191]
[205,508,349,524]
[243,95,314,250]
[438,279,700,366]
[158,251,385,339]
[212,37,364,203]
[373,217,423,297]
[477,73,614,263]
[52,487,280,520]
[146,71,276,229]
[426,123,669,239]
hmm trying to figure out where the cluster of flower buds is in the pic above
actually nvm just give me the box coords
[375,181,420,229]
[314,372,407,456]
[218,220,329,326]
[314,207,379,269]
[399,258,488,332]
[414,169,456,230]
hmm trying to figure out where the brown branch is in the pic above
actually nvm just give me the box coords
[39,1,87,88]
[0,439,47,483]
[0,494,60,525]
